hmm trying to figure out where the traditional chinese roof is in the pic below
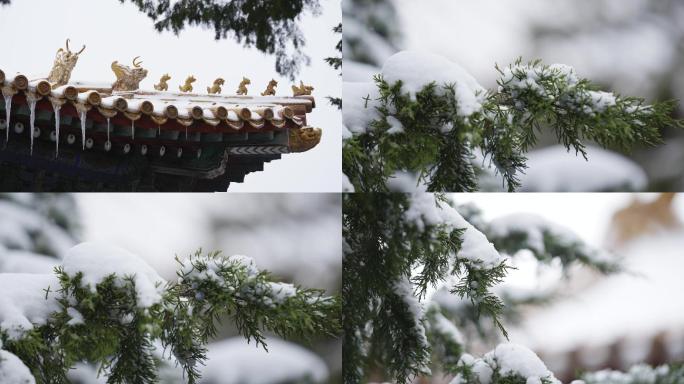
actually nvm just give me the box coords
[0,43,322,191]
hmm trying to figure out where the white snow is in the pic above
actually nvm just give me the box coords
[66,307,84,326]
[342,81,381,136]
[344,60,380,82]
[393,277,429,367]
[66,363,106,384]
[387,171,423,193]
[0,248,59,274]
[381,51,486,117]
[0,201,75,257]
[587,91,617,112]
[430,308,464,345]
[266,282,298,304]
[489,213,587,255]
[484,344,556,381]
[200,337,329,384]
[0,349,35,384]
[386,115,404,135]
[456,344,558,384]
[0,273,60,340]
[404,194,504,268]
[62,242,166,308]
[342,173,355,192]
[519,145,648,192]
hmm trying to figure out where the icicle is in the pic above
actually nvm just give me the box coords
[131,119,135,139]
[106,117,111,141]
[53,103,61,157]
[4,94,12,142]
[80,110,86,150]
[28,97,37,155]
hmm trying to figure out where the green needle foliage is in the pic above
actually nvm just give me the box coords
[0,249,340,384]
[343,59,682,192]
[343,193,509,384]
[122,0,321,79]
[326,23,343,110]
[343,193,672,384]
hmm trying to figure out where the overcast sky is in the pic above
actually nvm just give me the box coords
[0,0,342,192]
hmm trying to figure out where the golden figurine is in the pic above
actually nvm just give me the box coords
[236,77,251,95]
[154,74,171,91]
[179,75,196,93]
[261,79,278,96]
[289,127,322,152]
[207,78,225,94]
[111,56,148,92]
[47,39,86,87]
[292,81,314,96]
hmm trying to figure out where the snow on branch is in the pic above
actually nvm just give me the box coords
[487,213,619,273]
[343,193,513,384]
[0,243,339,384]
[343,51,682,192]
[451,343,561,384]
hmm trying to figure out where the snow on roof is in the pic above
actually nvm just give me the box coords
[62,242,166,308]
[519,145,647,192]
[200,337,329,384]
[0,73,312,131]
[0,273,60,340]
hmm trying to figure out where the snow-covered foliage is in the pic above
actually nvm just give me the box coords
[0,243,340,384]
[343,51,680,192]
[451,344,561,384]
[62,242,166,308]
[0,274,60,340]
[343,81,382,137]
[342,192,672,384]
[487,212,617,272]
[382,51,486,117]
[200,337,329,384]
[405,193,503,269]
[344,193,511,383]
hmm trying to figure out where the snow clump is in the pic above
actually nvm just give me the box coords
[382,51,486,117]
[62,242,166,308]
